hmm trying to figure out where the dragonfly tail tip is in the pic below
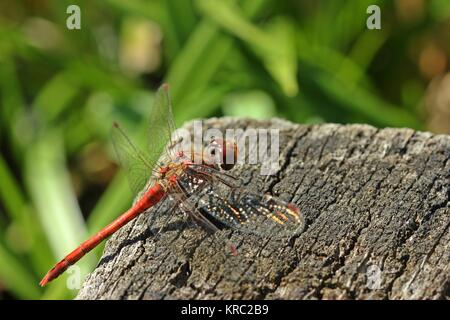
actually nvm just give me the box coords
[39,275,50,287]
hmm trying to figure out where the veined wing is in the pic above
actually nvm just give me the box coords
[111,122,155,196]
[147,83,177,163]
[178,167,305,238]
[111,84,175,195]
[200,187,304,237]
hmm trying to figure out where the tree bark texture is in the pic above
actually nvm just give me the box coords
[77,118,449,300]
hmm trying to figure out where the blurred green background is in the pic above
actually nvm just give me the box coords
[0,0,449,299]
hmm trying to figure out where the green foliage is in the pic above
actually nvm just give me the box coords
[0,0,448,299]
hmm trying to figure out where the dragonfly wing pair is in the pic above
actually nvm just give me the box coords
[177,166,305,238]
[111,84,176,196]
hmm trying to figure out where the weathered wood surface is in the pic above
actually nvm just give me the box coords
[77,118,449,300]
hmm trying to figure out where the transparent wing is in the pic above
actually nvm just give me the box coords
[179,167,305,238]
[229,191,304,236]
[111,84,176,195]
[198,186,304,237]
[147,83,177,162]
[111,123,154,195]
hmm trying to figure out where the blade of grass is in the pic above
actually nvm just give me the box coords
[32,72,80,124]
[337,29,388,85]
[0,154,54,274]
[295,44,412,126]
[160,0,182,59]
[195,0,298,96]
[164,0,197,45]
[0,155,27,224]
[175,83,235,124]
[165,20,233,106]
[297,35,373,88]
[0,54,28,162]
[0,55,25,130]
[166,0,269,107]
[103,0,164,23]
[24,131,97,291]
[0,237,41,299]
[24,131,86,256]
[314,71,421,128]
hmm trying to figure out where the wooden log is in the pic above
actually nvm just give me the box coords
[76,118,449,300]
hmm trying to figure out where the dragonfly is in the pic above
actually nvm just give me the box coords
[39,84,304,287]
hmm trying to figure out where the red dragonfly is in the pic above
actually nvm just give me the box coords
[39,84,304,287]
